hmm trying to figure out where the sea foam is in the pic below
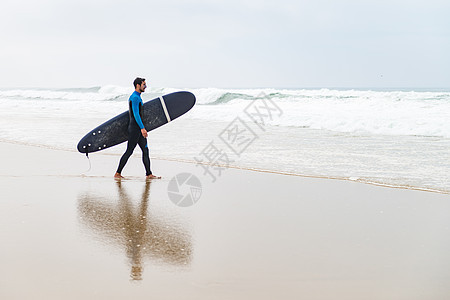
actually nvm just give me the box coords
[1,86,449,138]
[0,86,449,193]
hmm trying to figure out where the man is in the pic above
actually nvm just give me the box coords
[115,77,161,180]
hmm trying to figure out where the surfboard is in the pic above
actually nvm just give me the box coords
[77,91,195,155]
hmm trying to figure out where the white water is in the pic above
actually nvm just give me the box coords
[0,86,449,193]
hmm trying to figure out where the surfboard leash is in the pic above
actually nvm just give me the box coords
[83,151,92,173]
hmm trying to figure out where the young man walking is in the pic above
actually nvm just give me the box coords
[115,77,160,180]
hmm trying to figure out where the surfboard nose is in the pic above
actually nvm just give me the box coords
[184,91,196,106]
[163,91,196,120]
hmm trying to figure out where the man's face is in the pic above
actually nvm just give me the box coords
[139,81,147,93]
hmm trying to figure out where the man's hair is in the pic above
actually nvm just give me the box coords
[133,77,146,88]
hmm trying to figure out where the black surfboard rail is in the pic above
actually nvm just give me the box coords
[77,91,195,155]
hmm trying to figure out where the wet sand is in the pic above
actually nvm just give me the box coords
[1,141,450,300]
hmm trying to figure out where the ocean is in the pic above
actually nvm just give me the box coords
[0,86,449,193]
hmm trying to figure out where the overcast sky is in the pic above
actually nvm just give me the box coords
[0,0,449,88]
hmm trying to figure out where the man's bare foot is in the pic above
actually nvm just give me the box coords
[114,172,124,179]
[146,174,161,180]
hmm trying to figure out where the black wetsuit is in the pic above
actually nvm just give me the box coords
[116,91,152,176]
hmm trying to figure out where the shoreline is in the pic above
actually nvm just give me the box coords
[1,139,448,195]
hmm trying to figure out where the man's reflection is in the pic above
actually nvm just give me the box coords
[78,180,192,280]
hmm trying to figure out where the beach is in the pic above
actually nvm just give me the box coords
[1,0,449,297]
[1,141,449,300]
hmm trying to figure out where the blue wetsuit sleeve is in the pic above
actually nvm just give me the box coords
[131,97,145,129]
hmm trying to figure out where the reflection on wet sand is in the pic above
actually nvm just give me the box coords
[78,180,192,280]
